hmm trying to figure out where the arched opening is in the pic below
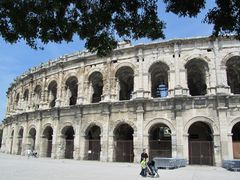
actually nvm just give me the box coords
[29,128,36,151]
[188,121,213,165]
[10,130,14,154]
[85,125,101,160]
[42,126,53,157]
[34,85,42,109]
[0,129,2,148]
[23,89,29,102]
[148,123,172,159]
[116,67,134,100]
[232,122,240,159]
[149,62,169,98]
[17,128,23,155]
[62,126,75,159]
[185,59,208,96]
[65,76,78,105]
[48,81,57,108]
[15,93,19,108]
[89,72,103,103]
[113,123,134,162]
[226,56,240,94]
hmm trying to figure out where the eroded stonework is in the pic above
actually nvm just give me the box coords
[1,37,240,165]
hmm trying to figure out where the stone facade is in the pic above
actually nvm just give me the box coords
[1,36,240,166]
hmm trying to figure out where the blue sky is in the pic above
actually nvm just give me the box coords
[0,2,214,122]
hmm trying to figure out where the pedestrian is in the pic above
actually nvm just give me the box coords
[140,148,148,162]
[26,149,31,158]
[140,158,147,177]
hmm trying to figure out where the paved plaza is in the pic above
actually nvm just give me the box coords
[0,153,239,180]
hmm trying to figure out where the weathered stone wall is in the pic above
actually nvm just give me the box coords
[1,37,240,166]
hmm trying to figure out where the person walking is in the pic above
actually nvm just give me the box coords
[140,149,148,162]
[140,158,147,177]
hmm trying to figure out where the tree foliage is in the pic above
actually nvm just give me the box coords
[0,0,239,56]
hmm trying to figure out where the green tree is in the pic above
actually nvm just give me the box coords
[0,0,239,56]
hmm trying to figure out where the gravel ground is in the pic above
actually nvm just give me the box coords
[0,153,239,180]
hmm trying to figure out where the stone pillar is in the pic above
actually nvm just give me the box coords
[213,133,222,166]
[0,125,7,153]
[12,124,18,154]
[56,71,63,107]
[22,122,29,155]
[35,118,42,153]
[73,122,80,160]
[77,67,84,104]
[108,133,114,162]
[101,62,112,102]
[218,107,231,161]
[100,104,110,161]
[143,134,149,156]
[176,115,184,158]
[182,134,189,163]
[173,44,188,96]
[213,40,230,94]
[171,133,177,158]
[51,117,59,159]
[83,81,89,104]
[227,133,233,159]
[56,135,65,159]
[6,125,11,154]
[134,104,144,163]
[79,134,86,160]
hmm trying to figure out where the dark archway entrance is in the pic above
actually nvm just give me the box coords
[65,76,78,105]
[116,67,134,100]
[48,81,57,108]
[188,122,213,165]
[17,128,23,155]
[89,72,103,103]
[29,128,36,151]
[149,62,169,98]
[149,123,172,159]
[42,126,53,157]
[62,126,75,159]
[114,123,134,162]
[226,56,240,94]
[232,122,240,159]
[85,125,101,160]
[185,59,208,96]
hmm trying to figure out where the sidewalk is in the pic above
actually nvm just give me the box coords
[0,153,239,180]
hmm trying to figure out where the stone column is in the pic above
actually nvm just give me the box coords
[134,104,144,163]
[73,122,80,160]
[218,107,231,161]
[176,115,184,158]
[22,121,29,155]
[77,67,84,104]
[227,133,233,159]
[0,125,7,153]
[100,104,110,161]
[171,133,177,158]
[79,134,87,160]
[35,117,42,153]
[6,125,11,153]
[173,43,187,96]
[101,62,111,102]
[213,40,230,94]
[51,115,59,158]
[213,133,222,166]
[182,134,189,163]
[108,133,114,162]
[12,124,18,154]
[56,135,65,159]
[56,71,63,107]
